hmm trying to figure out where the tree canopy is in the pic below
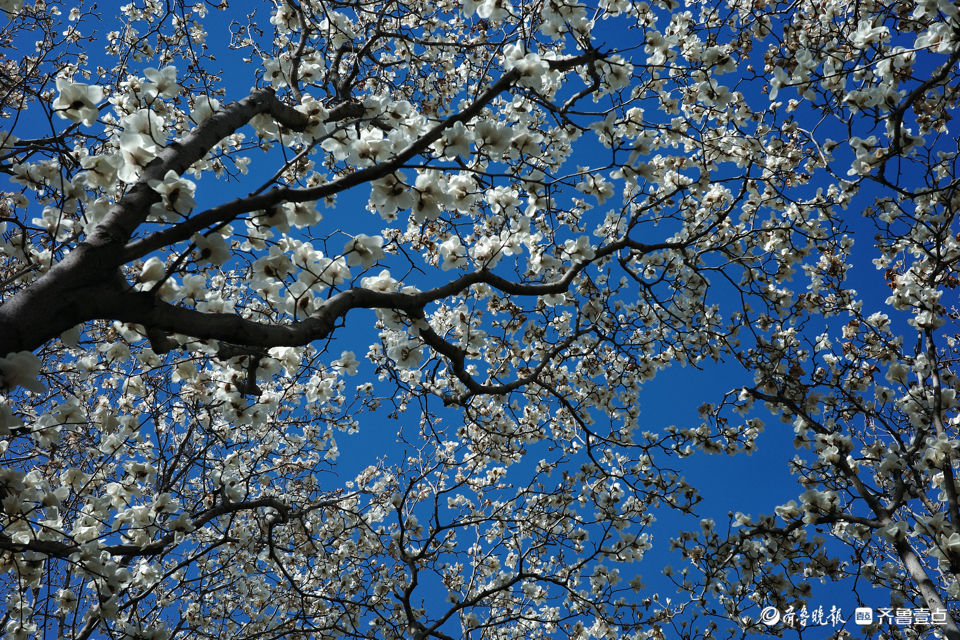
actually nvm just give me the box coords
[1,0,960,639]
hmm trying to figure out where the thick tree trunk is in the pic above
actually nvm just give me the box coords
[0,242,123,355]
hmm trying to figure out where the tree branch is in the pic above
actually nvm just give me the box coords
[121,50,600,262]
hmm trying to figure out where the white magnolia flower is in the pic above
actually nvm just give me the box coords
[768,66,790,101]
[255,206,292,233]
[474,120,513,157]
[370,172,414,220]
[470,236,504,268]
[56,589,78,613]
[445,174,477,212]
[361,269,398,292]
[118,132,161,183]
[280,281,316,317]
[433,121,473,159]
[476,0,513,21]
[139,256,166,282]
[297,58,324,85]
[485,186,521,214]
[0,351,45,393]
[176,274,208,301]
[851,19,890,49]
[313,256,351,288]
[387,340,424,369]
[52,78,104,126]
[0,130,18,153]
[0,400,22,432]
[321,128,355,160]
[439,236,468,271]
[563,236,596,262]
[335,351,360,375]
[576,173,614,205]
[877,520,908,542]
[463,612,480,629]
[508,129,544,160]
[344,234,386,270]
[148,170,197,218]
[143,66,182,98]
[504,44,548,89]
[295,95,330,139]
[79,154,122,189]
[122,109,167,138]
[270,3,300,29]
[412,170,451,222]
[192,232,231,266]
[0,0,25,15]
[285,201,323,228]
[348,128,391,166]
[774,500,801,520]
[190,96,221,124]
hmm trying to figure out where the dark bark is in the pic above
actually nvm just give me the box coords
[0,55,596,358]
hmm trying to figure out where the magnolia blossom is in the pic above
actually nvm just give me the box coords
[370,172,414,220]
[851,19,890,48]
[348,129,391,166]
[439,236,468,270]
[877,520,909,542]
[0,351,44,393]
[143,66,182,98]
[344,234,386,270]
[284,201,322,228]
[295,95,330,140]
[280,281,318,317]
[768,66,790,101]
[504,44,548,90]
[296,252,351,292]
[411,170,451,222]
[508,129,544,160]
[122,109,166,138]
[0,0,24,15]
[335,351,360,375]
[192,232,231,266]
[321,129,355,160]
[190,96,221,124]
[445,174,477,212]
[148,170,197,218]
[361,269,398,292]
[263,56,290,88]
[118,133,161,182]
[387,339,424,369]
[79,154,122,189]
[576,172,615,205]
[486,186,521,214]
[475,120,513,157]
[433,121,472,159]
[138,256,166,283]
[847,135,881,175]
[175,273,208,301]
[52,78,103,126]
[475,0,513,21]
[563,236,596,262]
[0,400,21,431]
